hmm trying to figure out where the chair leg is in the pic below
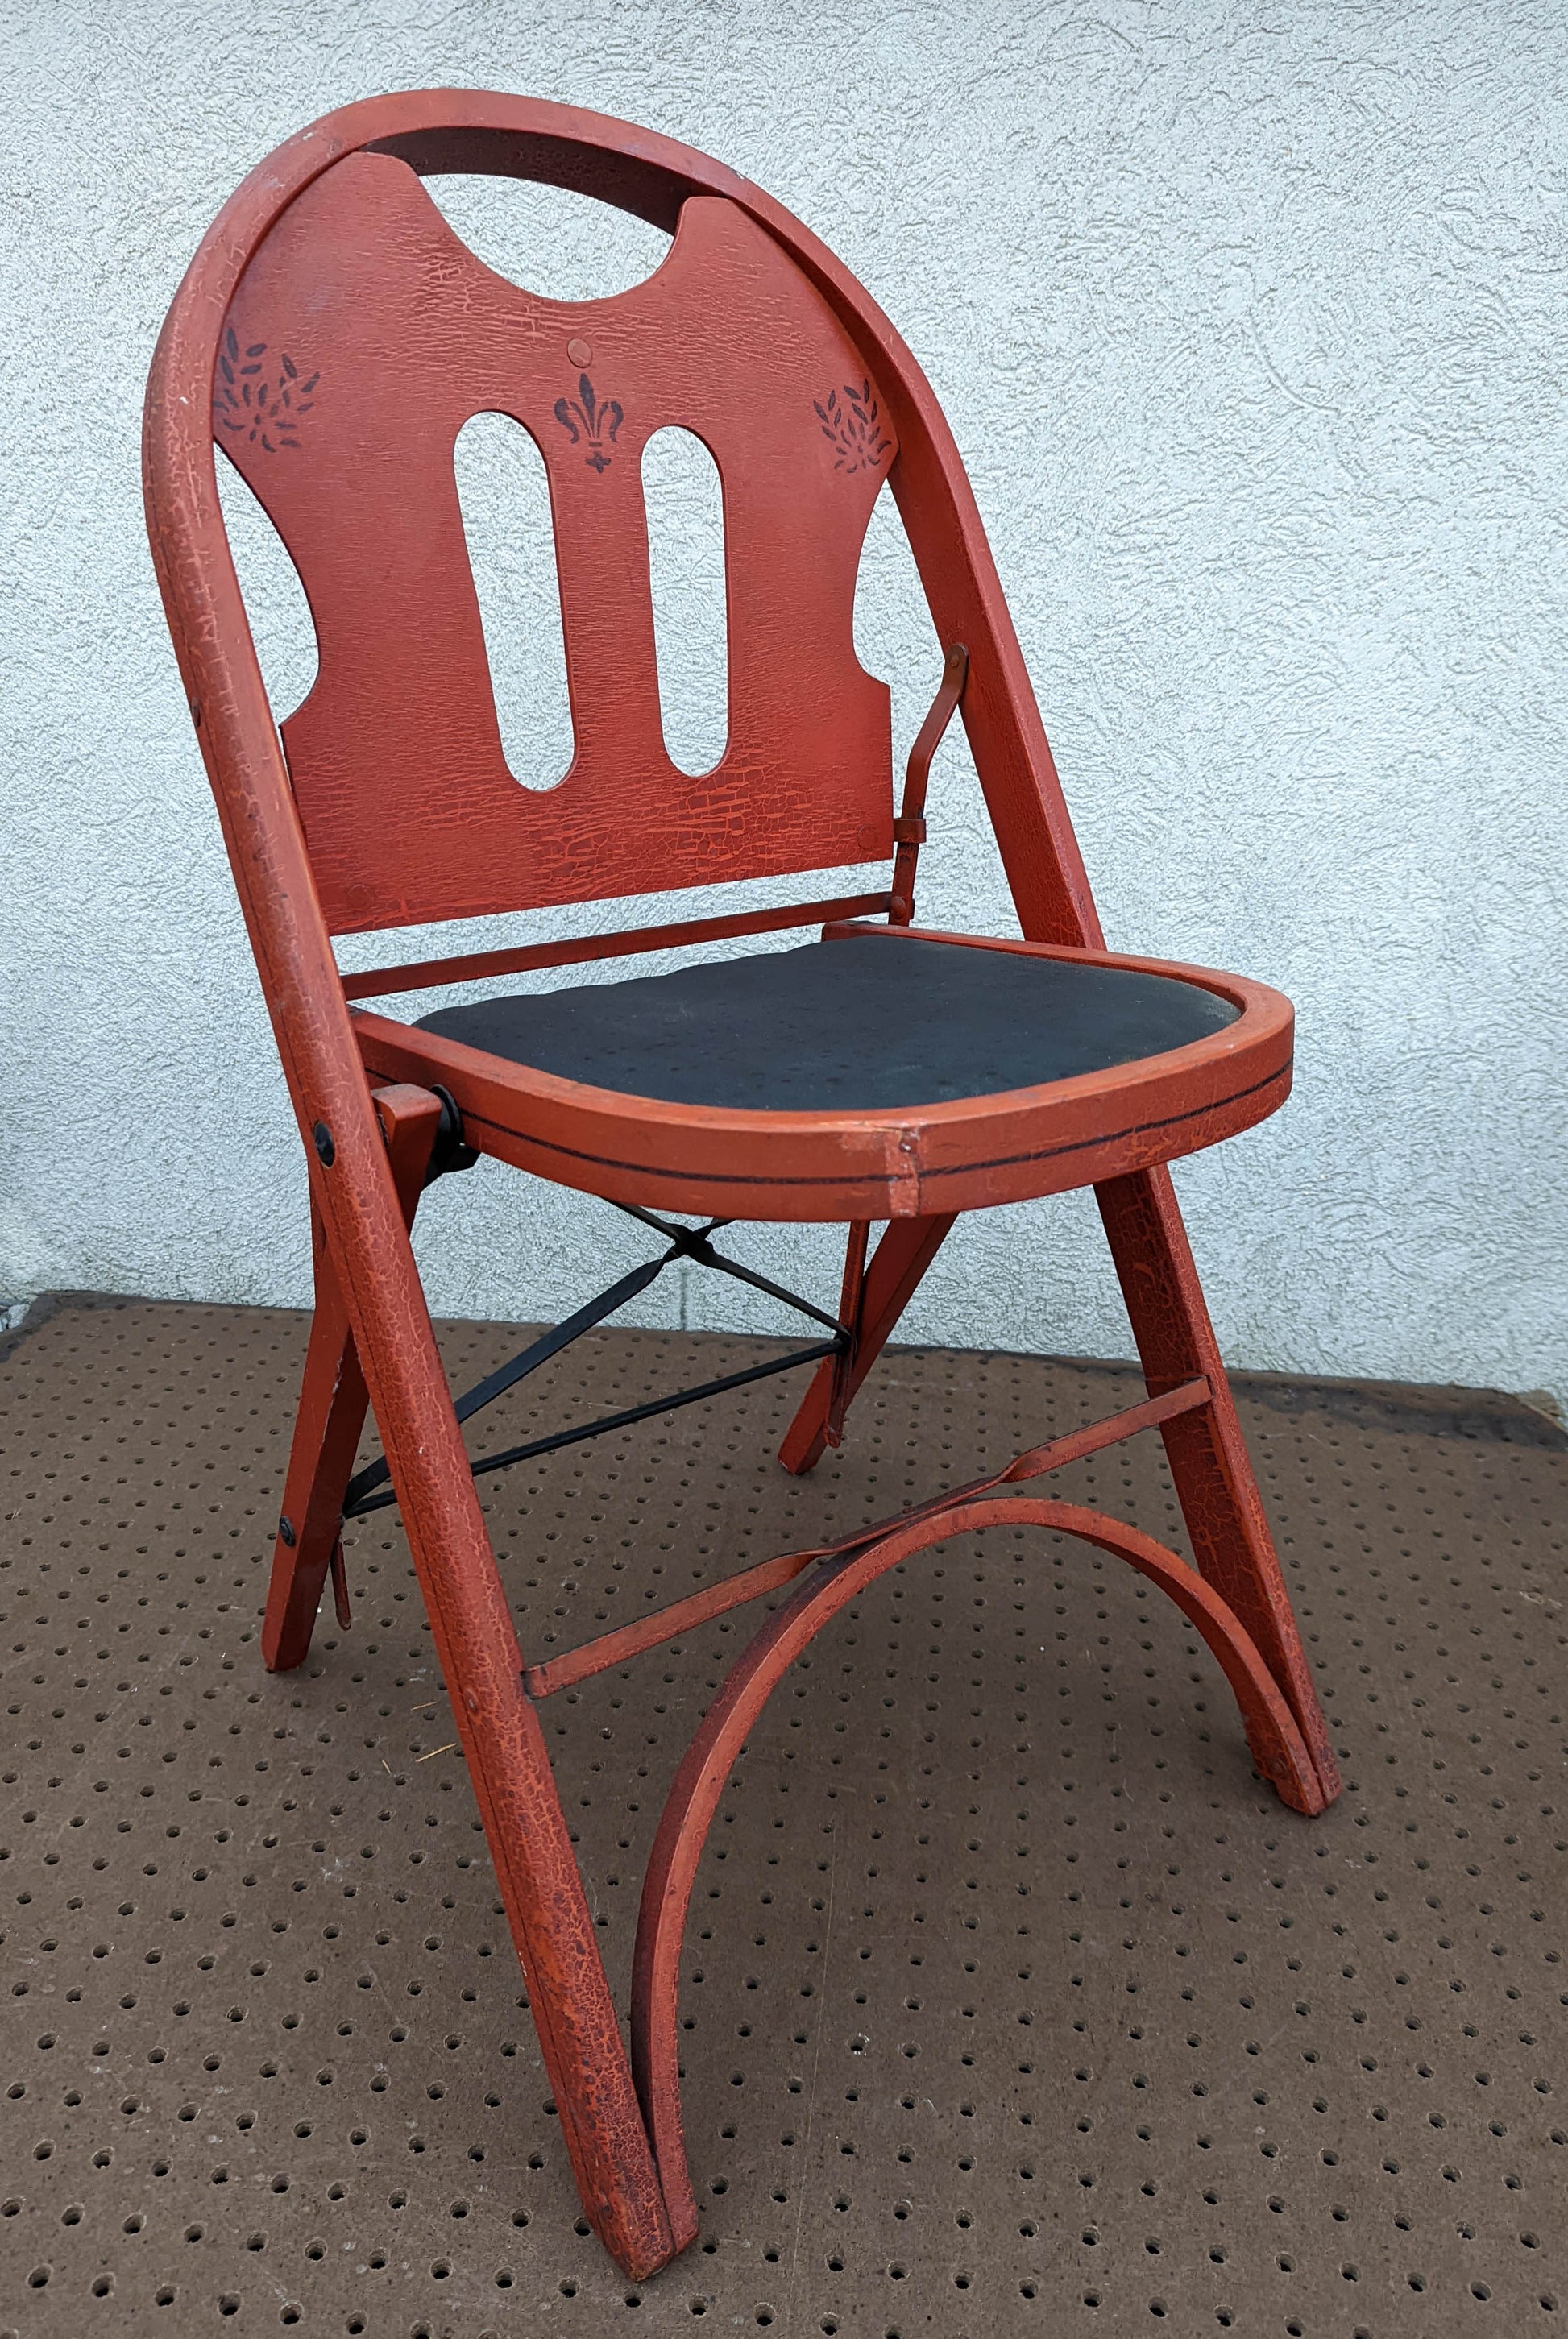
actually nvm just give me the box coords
[452,1657,685,2275]
[1095,1167,1341,1802]
[263,1085,442,1673]
[309,1110,682,2278]
[632,1482,1326,2207]
[778,1213,956,1474]
[777,1182,1335,1800]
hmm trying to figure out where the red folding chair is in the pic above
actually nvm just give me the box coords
[143,91,1340,2279]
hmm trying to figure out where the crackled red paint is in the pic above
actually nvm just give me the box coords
[143,89,1339,2283]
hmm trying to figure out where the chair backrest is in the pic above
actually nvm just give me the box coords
[147,94,1101,983]
[212,141,898,935]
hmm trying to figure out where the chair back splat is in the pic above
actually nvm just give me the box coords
[217,152,895,933]
[145,93,1339,2284]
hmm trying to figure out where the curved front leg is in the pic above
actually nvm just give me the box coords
[630,1495,1325,2230]
[264,1084,443,1670]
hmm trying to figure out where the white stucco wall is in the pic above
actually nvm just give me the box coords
[2,0,1565,1403]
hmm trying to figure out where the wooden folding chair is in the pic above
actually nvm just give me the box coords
[143,90,1341,2279]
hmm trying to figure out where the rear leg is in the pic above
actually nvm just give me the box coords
[778,1213,956,1473]
[1096,1166,1341,1802]
[263,1085,442,1671]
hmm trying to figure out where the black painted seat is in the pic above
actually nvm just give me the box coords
[415,935,1239,1112]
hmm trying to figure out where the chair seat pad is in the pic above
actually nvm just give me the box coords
[414,935,1239,1114]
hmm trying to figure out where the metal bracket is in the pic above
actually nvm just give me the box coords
[890,642,968,926]
[423,1084,480,1184]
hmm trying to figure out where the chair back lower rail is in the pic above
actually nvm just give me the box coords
[339,890,892,1000]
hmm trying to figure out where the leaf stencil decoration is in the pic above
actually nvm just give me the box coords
[214,328,317,452]
[815,378,892,475]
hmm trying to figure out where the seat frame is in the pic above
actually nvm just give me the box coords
[352,920,1297,1221]
[143,90,1340,2280]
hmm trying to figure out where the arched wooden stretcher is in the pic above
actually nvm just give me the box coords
[143,91,1340,2279]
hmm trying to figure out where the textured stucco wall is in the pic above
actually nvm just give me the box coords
[2,0,1565,1403]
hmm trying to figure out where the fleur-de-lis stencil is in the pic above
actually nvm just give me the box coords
[814,379,891,475]
[553,372,624,474]
[215,328,317,451]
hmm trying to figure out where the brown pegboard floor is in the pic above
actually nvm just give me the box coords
[1,1292,1565,2338]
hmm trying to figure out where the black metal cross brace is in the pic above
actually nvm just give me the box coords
[341,1203,848,1522]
